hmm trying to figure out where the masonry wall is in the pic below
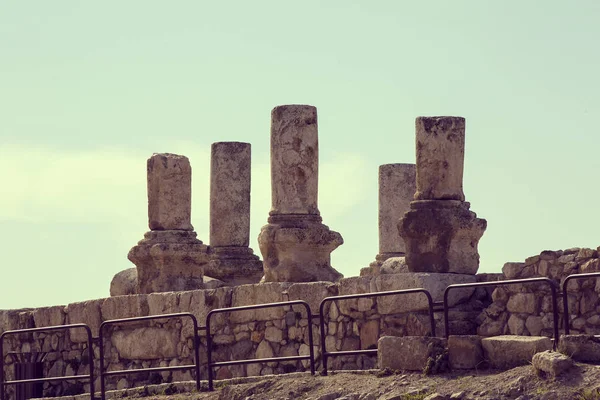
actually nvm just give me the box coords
[478,247,600,338]
[0,273,493,397]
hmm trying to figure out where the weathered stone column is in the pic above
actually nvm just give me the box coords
[127,153,210,294]
[258,105,343,282]
[204,142,263,285]
[361,164,416,276]
[399,117,486,275]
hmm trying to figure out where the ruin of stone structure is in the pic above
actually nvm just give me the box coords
[361,163,416,276]
[258,105,343,282]
[399,116,487,275]
[127,153,210,294]
[204,142,263,285]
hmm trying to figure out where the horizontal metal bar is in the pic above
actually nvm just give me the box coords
[4,375,90,385]
[101,312,197,327]
[322,288,430,302]
[211,355,310,367]
[0,323,90,336]
[323,349,378,358]
[208,300,308,315]
[103,364,196,377]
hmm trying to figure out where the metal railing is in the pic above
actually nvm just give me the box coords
[561,272,600,335]
[205,300,315,391]
[0,324,94,400]
[443,277,560,348]
[318,288,435,376]
[98,313,201,400]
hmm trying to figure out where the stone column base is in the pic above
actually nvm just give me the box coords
[128,230,210,294]
[258,214,343,282]
[204,246,264,286]
[399,200,487,275]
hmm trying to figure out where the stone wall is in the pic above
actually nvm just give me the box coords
[478,247,600,338]
[0,274,490,398]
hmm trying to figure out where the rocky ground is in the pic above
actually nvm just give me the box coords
[115,362,600,400]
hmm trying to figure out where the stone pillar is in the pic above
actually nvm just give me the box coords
[361,164,416,276]
[258,105,343,282]
[127,153,210,294]
[204,142,263,285]
[399,117,486,275]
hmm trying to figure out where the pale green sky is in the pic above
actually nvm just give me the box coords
[1,1,599,309]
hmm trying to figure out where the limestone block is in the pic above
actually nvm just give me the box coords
[558,334,600,362]
[259,219,343,283]
[270,105,319,215]
[32,306,66,328]
[147,153,193,231]
[532,350,573,377]
[230,283,289,323]
[337,277,372,317]
[101,294,148,321]
[371,273,476,314]
[359,320,379,350]
[111,327,178,359]
[255,340,274,359]
[378,163,415,255]
[287,281,338,318]
[414,116,466,201]
[204,247,263,286]
[399,200,486,274]
[0,309,35,334]
[65,299,104,342]
[210,142,252,247]
[110,268,138,296]
[448,335,483,369]
[502,262,526,279]
[506,293,537,314]
[481,335,552,369]
[378,336,447,371]
[380,257,409,274]
[129,230,209,294]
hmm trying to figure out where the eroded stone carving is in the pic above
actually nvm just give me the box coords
[399,117,486,274]
[128,153,210,294]
[204,142,263,285]
[258,105,343,282]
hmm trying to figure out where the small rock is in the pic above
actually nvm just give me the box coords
[449,392,465,399]
[424,393,447,400]
[532,350,573,377]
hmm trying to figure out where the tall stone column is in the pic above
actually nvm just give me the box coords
[399,117,486,275]
[204,142,263,285]
[258,105,343,282]
[361,164,416,276]
[127,153,210,294]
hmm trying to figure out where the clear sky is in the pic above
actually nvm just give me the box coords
[2,1,599,309]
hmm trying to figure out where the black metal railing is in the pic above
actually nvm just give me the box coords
[0,324,94,400]
[561,272,600,335]
[205,300,315,391]
[443,277,560,348]
[318,288,435,376]
[98,313,201,400]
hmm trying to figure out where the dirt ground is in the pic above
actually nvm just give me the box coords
[125,362,600,400]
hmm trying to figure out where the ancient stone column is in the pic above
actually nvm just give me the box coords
[414,116,465,201]
[258,105,343,282]
[127,153,210,294]
[204,142,263,285]
[361,164,416,276]
[399,117,486,275]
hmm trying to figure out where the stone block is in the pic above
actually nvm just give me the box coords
[111,327,178,359]
[379,257,410,274]
[378,336,447,371]
[371,273,475,314]
[110,268,138,296]
[532,350,573,377]
[65,299,104,342]
[481,335,552,369]
[360,320,380,350]
[502,262,525,279]
[147,153,193,231]
[558,334,600,362]
[287,281,338,318]
[101,294,148,321]
[506,293,537,314]
[337,277,372,316]
[32,306,66,328]
[230,283,289,323]
[448,335,483,369]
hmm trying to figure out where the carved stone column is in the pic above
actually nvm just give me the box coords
[399,117,486,275]
[204,142,263,285]
[128,153,209,293]
[258,105,343,282]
